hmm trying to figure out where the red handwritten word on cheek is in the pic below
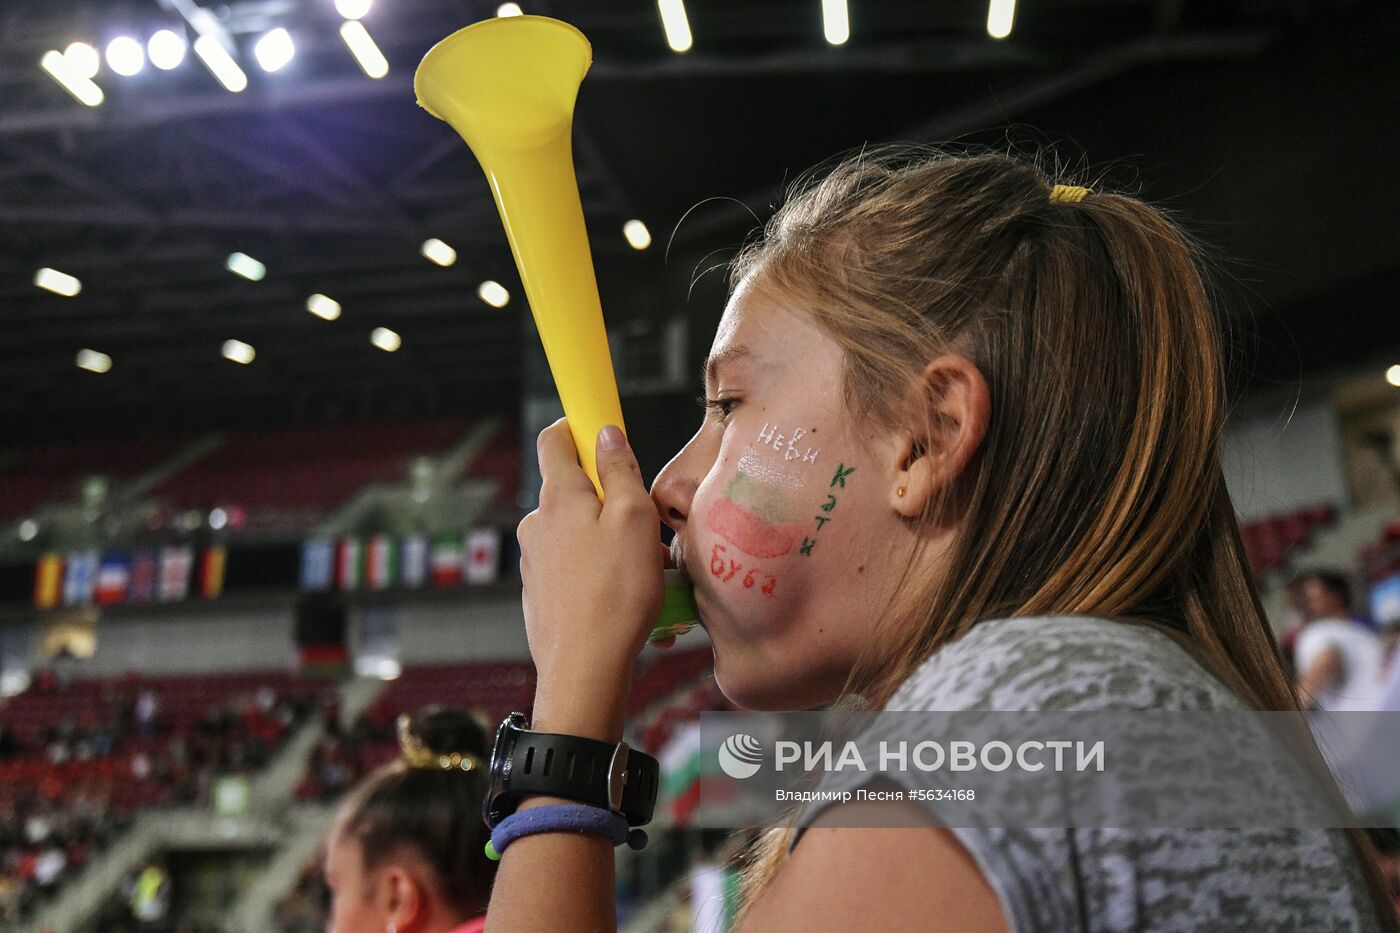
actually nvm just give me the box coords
[710,543,778,598]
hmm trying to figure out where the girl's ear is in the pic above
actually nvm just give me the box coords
[377,863,425,932]
[890,355,989,519]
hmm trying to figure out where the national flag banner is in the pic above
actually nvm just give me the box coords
[465,527,500,585]
[33,553,63,610]
[95,554,130,606]
[199,546,226,600]
[400,536,428,589]
[365,535,396,591]
[336,538,362,591]
[62,551,99,606]
[128,551,156,603]
[158,546,193,602]
[300,539,334,592]
[430,535,464,588]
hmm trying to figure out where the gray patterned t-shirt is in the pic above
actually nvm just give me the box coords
[789,615,1382,932]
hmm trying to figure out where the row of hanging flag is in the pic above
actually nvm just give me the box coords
[29,529,503,610]
[297,530,501,592]
[33,545,226,610]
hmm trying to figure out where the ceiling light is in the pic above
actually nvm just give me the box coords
[193,34,248,92]
[34,267,82,297]
[225,252,266,281]
[208,507,228,531]
[105,37,145,76]
[64,42,101,80]
[339,21,388,79]
[76,349,112,373]
[18,520,38,542]
[39,51,104,107]
[478,280,510,308]
[147,30,187,71]
[1387,365,1400,388]
[222,339,255,364]
[370,327,402,352]
[253,28,295,73]
[822,0,850,45]
[307,293,342,321]
[335,0,374,19]
[657,0,693,53]
[987,0,1016,39]
[623,219,652,250]
[420,238,457,267]
[497,3,524,15]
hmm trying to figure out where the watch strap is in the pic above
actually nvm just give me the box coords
[498,729,658,826]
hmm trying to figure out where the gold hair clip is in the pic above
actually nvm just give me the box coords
[397,714,484,773]
[1049,184,1092,204]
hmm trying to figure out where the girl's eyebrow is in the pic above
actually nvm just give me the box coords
[703,344,755,388]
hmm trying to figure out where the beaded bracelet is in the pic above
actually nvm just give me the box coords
[484,803,649,861]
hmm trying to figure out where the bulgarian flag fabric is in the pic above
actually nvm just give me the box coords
[365,535,396,591]
[431,536,464,587]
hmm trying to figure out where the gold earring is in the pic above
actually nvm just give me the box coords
[896,486,906,498]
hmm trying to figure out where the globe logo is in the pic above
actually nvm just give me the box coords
[718,733,764,779]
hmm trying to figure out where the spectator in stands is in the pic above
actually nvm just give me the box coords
[504,151,1397,930]
[1295,572,1385,711]
[322,707,495,933]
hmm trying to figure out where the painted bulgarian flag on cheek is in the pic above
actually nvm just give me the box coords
[704,470,806,559]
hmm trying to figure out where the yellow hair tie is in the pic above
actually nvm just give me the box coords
[1050,184,1091,204]
[397,714,484,773]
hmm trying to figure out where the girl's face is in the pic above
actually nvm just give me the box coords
[652,278,914,710]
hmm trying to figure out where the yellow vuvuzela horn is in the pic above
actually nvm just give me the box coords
[414,16,696,642]
[415,15,617,495]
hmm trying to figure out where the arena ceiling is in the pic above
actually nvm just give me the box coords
[0,0,1395,438]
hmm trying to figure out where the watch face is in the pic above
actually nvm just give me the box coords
[483,712,526,828]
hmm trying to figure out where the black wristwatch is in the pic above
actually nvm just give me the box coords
[483,711,660,830]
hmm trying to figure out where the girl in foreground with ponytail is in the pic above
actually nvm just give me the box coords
[323,707,496,933]
[491,148,1396,931]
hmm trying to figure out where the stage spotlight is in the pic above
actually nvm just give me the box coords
[335,0,374,19]
[478,280,510,308]
[40,51,104,106]
[225,252,266,281]
[147,29,187,70]
[253,28,295,73]
[370,327,402,352]
[193,34,248,92]
[623,219,652,251]
[34,267,82,297]
[420,238,457,267]
[340,20,388,78]
[1387,365,1400,388]
[822,0,850,45]
[497,3,524,15]
[307,294,342,321]
[76,349,112,373]
[987,0,1016,39]
[222,339,256,364]
[18,520,38,542]
[64,42,101,79]
[106,37,145,76]
[657,0,693,53]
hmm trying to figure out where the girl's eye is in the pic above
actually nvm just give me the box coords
[696,395,739,424]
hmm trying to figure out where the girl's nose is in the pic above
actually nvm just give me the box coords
[651,464,695,533]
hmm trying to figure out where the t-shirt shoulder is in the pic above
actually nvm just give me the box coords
[886,614,1246,713]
